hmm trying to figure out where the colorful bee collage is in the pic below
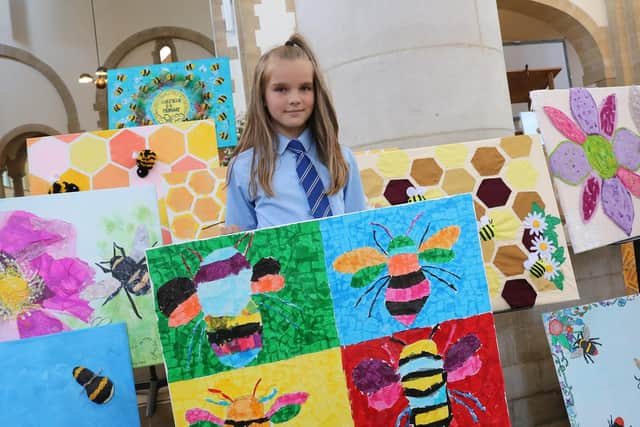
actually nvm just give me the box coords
[146,194,511,426]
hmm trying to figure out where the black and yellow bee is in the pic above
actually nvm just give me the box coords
[217,95,227,104]
[135,149,157,178]
[140,68,151,76]
[201,102,210,111]
[185,74,194,81]
[219,131,229,140]
[165,73,175,81]
[217,112,227,121]
[572,328,601,364]
[116,122,125,129]
[112,103,122,112]
[196,81,206,89]
[152,76,162,85]
[114,86,123,96]
[116,73,126,82]
[138,84,149,93]
[142,119,154,125]
[478,216,496,242]
[202,92,212,100]
[129,103,137,111]
[73,366,114,404]
[214,76,225,86]
[127,114,137,122]
[210,63,220,71]
[48,180,80,194]
[406,186,427,203]
[186,63,195,71]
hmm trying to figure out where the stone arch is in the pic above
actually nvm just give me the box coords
[95,26,215,128]
[497,0,613,86]
[0,44,81,134]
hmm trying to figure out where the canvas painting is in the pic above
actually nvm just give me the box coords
[159,167,227,243]
[26,120,219,244]
[0,323,139,427]
[543,294,640,426]
[355,135,578,311]
[146,194,510,426]
[107,57,237,153]
[0,186,162,367]
[531,86,640,253]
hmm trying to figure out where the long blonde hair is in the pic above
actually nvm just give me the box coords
[227,33,348,197]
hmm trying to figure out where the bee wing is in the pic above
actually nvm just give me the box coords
[492,210,521,241]
[130,225,151,262]
[332,247,387,274]
[80,278,121,300]
[419,226,460,251]
[444,334,482,382]
[185,408,224,426]
[478,215,490,227]
[265,392,309,421]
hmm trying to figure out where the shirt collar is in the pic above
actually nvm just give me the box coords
[276,128,313,155]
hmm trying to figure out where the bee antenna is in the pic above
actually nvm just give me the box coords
[207,388,233,402]
[405,212,424,235]
[186,247,203,262]
[180,253,193,277]
[429,324,440,339]
[370,222,393,239]
[389,336,407,346]
[252,378,262,397]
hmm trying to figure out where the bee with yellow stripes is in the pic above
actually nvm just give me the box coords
[127,114,137,122]
[116,122,125,129]
[352,325,486,427]
[217,95,227,104]
[196,81,206,89]
[406,186,428,203]
[165,72,175,81]
[112,103,122,112]
[142,119,154,126]
[116,73,126,82]
[219,131,229,141]
[186,63,195,71]
[185,74,194,81]
[210,63,220,72]
[202,92,212,100]
[152,76,162,85]
[214,76,225,86]
[140,68,151,76]
[138,84,149,93]
[72,366,115,404]
[476,213,519,243]
[129,103,137,112]
[136,149,157,178]
[217,112,227,121]
[114,86,123,96]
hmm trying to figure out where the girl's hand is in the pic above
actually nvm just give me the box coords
[219,224,241,235]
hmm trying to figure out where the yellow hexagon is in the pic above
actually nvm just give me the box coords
[481,239,495,263]
[422,188,446,200]
[157,197,169,228]
[150,126,185,163]
[488,208,521,241]
[189,170,215,195]
[484,264,503,297]
[500,135,533,158]
[215,179,227,204]
[172,214,199,240]
[59,168,90,191]
[435,143,469,168]
[504,159,539,190]
[375,150,410,177]
[166,186,194,213]
[164,171,189,186]
[187,121,218,161]
[193,197,222,223]
[198,224,223,240]
[360,168,384,198]
[441,169,475,194]
[368,196,390,209]
[212,167,227,180]
[70,135,108,174]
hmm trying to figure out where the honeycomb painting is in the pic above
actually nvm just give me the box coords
[159,167,227,243]
[532,86,640,253]
[26,120,220,243]
[355,135,578,311]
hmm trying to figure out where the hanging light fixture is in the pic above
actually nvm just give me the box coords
[78,0,107,88]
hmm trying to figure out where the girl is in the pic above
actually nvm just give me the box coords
[224,33,366,231]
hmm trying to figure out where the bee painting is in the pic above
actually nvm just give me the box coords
[112,103,122,112]
[203,92,212,100]
[72,366,115,404]
[570,325,601,364]
[219,132,229,141]
[217,112,227,121]
[196,81,206,89]
[116,73,126,82]
[186,63,195,71]
[333,213,460,326]
[129,103,137,112]
[210,63,220,72]
[185,378,308,427]
[524,253,556,280]
[83,225,154,320]
[138,84,149,93]
[406,186,427,203]
[477,216,496,242]
[116,122,125,129]
[214,76,225,86]
[152,76,162,86]
[140,68,151,76]
[135,149,157,178]
[127,114,137,122]
[114,86,123,96]
[185,74,194,81]
[477,213,519,243]
[142,119,154,126]
[351,325,486,426]
[156,233,300,369]
[217,95,227,104]
[48,180,80,194]
[165,73,175,81]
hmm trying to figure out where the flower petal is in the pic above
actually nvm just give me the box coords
[16,309,67,339]
[617,167,640,198]
[601,177,634,236]
[599,94,616,139]
[0,318,20,341]
[570,88,600,135]
[630,86,640,131]
[613,128,640,170]
[42,296,93,322]
[581,176,600,222]
[549,141,592,184]
[543,106,586,144]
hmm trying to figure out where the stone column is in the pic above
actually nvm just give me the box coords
[0,170,6,198]
[295,0,514,149]
[6,147,27,197]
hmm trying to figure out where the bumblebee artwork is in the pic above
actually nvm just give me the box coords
[72,366,114,404]
[135,149,157,178]
[48,180,80,194]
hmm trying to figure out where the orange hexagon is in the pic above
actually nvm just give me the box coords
[212,167,227,180]
[198,225,223,240]
[471,147,505,176]
[189,170,215,195]
[360,168,384,198]
[70,134,108,174]
[481,239,495,263]
[442,169,475,195]
[150,126,186,163]
[493,245,528,276]
[187,121,218,161]
[172,214,199,240]
[93,164,130,189]
[411,158,443,186]
[166,186,194,213]
[58,168,90,191]
[193,197,222,222]
[500,135,533,158]
[172,156,206,172]
[215,179,227,203]
[512,191,546,220]
[28,175,51,195]
[164,171,189,186]
[110,130,146,168]
[473,200,486,220]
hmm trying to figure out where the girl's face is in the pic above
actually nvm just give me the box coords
[263,58,314,139]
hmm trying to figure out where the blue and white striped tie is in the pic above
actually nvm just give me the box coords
[286,139,333,218]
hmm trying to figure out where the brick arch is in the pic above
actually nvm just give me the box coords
[94,26,215,128]
[498,0,613,86]
[0,44,81,134]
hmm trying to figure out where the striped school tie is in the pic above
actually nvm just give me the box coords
[286,139,333,218]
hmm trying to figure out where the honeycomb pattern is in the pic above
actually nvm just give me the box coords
[354,135,576,312]
[160,167,227,243]
[26,120,220,243]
